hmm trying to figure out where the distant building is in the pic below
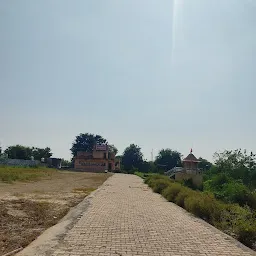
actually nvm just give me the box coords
[74,144,120,172]
[165,149,203,187]
[46,158,62,169]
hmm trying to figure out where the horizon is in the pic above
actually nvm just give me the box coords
[1,0,255,162]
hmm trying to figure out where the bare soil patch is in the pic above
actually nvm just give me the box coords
[0,170,111,256]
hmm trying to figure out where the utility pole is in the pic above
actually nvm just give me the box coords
[151,149,154,162]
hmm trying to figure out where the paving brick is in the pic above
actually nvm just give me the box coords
[52,174,256,256]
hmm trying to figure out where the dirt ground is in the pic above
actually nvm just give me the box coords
[0,170,111,256]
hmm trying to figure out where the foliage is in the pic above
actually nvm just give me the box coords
[182,178,199,190]
[5,145,32,160]
[151,178,174,194]
[213,149,256,188]
[162,183,183,202]
[31,147,52,160]
[145,175,256,249]
[70,133,107,157]
[122,144,143,171]
[198,157,212,171]
[203,149,256,209]
[134,171,145,179]
[108,144,118,155]
[175,188,191,207]
[155,149,182,171]
[4,145,52,160]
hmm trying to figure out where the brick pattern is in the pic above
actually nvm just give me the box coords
[53,174,255,256]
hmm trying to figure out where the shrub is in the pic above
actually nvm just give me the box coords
[162,183,183,202]
[236,221,256,247]
[246,191,256,210]
[145,174,168,186]
[146,174,256,249]
[184,193,223,223]
[175,188,192,207]
[151,179,173,194]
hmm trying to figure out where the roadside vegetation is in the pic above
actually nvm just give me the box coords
[145,174,256,249]
[133,149,256,249]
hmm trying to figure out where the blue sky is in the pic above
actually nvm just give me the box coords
[1,0,255,161]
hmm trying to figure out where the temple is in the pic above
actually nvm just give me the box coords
[166,149,203,187]
[74,144,120,172]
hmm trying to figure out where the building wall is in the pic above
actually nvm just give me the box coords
[92,150,106,159]
[0,159,41,167]
[74,158,108,172]
[77,151,92,157]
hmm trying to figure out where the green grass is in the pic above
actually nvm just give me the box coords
[0,166,56,183]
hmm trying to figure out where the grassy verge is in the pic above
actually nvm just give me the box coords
[134,172,157,179]
[0,166,56,183]
[145,174,256,249]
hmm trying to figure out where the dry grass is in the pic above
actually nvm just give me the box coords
[72,187,95,194]
[0,199,70,254]
[0,166,56,183]
[0,171,112,256]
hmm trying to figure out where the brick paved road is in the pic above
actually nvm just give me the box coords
[53,174,255,256]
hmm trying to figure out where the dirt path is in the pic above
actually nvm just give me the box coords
[0,171,111,256]
[34,174,255,256]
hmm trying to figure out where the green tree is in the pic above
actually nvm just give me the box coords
[31,147,52,160]
[155,149,182,171]
[198,157,212,171]
[213,149,256,188]
[70,133,107,157]
[108,144,118,155]
[122,144,143,172]
[4,145,32,160]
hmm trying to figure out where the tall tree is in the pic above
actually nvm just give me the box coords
[70,133,107,157]
[108,144,118,155]
[155,149,182,171]
[5,145,32,160]
[32,147,52,160]
[122,144,143,171]
[198,157,212,171]
[213,149,256,188]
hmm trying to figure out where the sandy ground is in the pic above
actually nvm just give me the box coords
[0,170,111,256]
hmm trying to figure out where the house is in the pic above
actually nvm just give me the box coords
[165,149,203,187]
[74,144,120,172]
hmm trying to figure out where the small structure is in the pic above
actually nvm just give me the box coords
[47,158,62,169]
[74,144,120,172]
[166,149,203,187]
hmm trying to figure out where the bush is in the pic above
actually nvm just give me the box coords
[183,178,197,190]
[162,183,183,202]
[184,193,224,223]
[145,174,168,186]
[236,221,256,247]
[246,191,256,210]
[145,174,256,249]
[175,188,192,207]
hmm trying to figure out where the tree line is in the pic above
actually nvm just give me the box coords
[0,145,52,160]
[70,133,211,173]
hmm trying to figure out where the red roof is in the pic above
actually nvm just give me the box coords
[183,153,200,162]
